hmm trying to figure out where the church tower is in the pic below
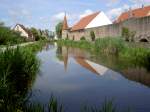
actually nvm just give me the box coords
[62,13,69,39]
[62,13,69,30]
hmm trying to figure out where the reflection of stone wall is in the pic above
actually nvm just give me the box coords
[63,16,150,42]
[123,68,150,87]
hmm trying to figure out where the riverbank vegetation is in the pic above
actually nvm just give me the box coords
[57,38,150,71]
[0,41,48,111]
[0,46,40,111]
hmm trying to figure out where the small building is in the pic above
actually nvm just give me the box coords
[115,5,150,23]
[62,11,112,41]
[13,24,35,41]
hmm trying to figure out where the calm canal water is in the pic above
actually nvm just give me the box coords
[28,43,150,112]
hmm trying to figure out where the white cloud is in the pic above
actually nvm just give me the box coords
[106,4,129,20]
[52,12,65,21]
[8,8,32,23]
[50,9,94,30]
[129,0,150,6]
[79,9,93,18]
[106,0,120,7]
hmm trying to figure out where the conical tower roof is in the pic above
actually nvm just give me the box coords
[62,13,69,30]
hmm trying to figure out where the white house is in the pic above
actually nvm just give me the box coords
[13,24,34,41]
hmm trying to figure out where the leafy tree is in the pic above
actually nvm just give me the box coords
[90,31,95,41]
[30,27,40,41]
[55,22,63,39]
[0,22,4,27]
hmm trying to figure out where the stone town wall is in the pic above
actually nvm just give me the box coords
[62,16,150,42]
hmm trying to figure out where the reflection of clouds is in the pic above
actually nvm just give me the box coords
[51,84,80,92]
[54,59,64,65]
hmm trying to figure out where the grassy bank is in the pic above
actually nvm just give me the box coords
[57,38,150,71]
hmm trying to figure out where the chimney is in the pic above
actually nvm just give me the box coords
[129,7,133,18]
[142,4,144,9]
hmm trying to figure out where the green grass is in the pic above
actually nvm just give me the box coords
[58,39,93,49]
[94,37,126,55]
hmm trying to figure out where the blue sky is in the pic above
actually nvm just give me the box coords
[0,0,150,30]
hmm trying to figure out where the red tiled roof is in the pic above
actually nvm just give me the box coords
[116,5,150,23]
[71,12,100,31]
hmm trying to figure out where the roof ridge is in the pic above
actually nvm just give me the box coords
[81,11,100,19]
[71,11,100,31]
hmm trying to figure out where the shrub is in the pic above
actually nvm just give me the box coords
[122,27,130,41]
[80,36,86,41]
[130,31,136,42]
[90,31,95,41]
[121,27,136,42]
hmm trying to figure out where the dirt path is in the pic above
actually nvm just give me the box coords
[0,42,35,51]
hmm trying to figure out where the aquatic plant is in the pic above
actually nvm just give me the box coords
[48,95,64,112]
[95,37,125,55]
[81,99,116,112]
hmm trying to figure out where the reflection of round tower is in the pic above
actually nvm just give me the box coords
[62,13,69,39]
[62,46,69,72]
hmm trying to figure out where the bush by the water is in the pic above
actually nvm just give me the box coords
[0,26,27,45]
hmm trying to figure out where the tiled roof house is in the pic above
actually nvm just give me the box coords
[115,5,150,23]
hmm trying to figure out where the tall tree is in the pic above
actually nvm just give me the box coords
[0,22,5,27]
[30,27,40,41]
[55,22,63,39]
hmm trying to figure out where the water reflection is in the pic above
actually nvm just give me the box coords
[56,46,150,87]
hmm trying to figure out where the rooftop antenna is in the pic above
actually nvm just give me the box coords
[129,7,133,18]
[142,4,144,8]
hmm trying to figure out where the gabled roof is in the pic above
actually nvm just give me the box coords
[62,14,69,30]
[71,12,100,31]
[116,5,150,23]
[75,58,99,75]
[14,24,33,37]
